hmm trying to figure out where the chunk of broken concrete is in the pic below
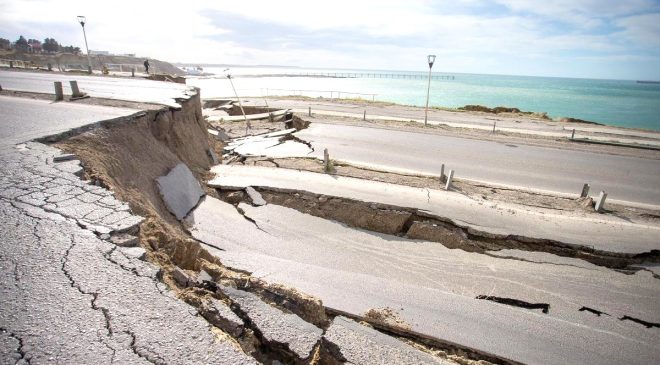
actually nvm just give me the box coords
[110,233,139,247]
[245,186,266,206]
[120,247,146,261]
[156,163,205,220]
[221,286,323,361]
[199,298,245,337]
[323,316,450,365]
[172,267,193,287]
[196,269,218,291]
[53,153,77,162]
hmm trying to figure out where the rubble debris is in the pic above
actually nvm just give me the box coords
[172,266,194,287]
[475,295,550,314]
[53,153,77,162]
[110,233,140,247]
[199,298,246,337]
[245,187,267,206]
[364,307,411,330]
[220,285,323,362]
[196,270,218,291]
[120,247,147,261]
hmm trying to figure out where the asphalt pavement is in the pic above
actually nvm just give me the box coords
[0,94,257,363]
[0,70,192,107]
[0,95,139,153]
[188,196,660,365]
[293,123,660,205]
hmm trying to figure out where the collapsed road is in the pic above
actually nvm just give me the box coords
[1,69,659,365]
[203,102,660,365]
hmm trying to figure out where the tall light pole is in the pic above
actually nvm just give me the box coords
[424,54,436,126]
[77,16,93,74]
[224,69,249,135]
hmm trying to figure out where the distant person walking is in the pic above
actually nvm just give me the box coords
[143,59,150,74]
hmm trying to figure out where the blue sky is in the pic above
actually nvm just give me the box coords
[1,0,659,79]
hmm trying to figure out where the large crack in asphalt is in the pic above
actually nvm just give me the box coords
[476,295,550,314]
[1,327,30,364]
[247,187,660,271]
[126,329,161,365]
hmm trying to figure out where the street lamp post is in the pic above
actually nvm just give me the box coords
[77,16,93,74]
[224,69,249,135]
[424,54,436,127]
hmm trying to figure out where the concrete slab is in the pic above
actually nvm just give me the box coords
[245,186,267,206]
[199,298,245,337]
[156,163,204,220]
[324,316,450,365]
[221,285,323,361]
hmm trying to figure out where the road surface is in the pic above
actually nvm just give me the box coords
[188,196,660,365]
[293,123,660,205]
[0,94,257,363]
[0,95,139,152]
[0,69,192,107]
[208,164,660,254]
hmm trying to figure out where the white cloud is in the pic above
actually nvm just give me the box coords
[0,0,658,78]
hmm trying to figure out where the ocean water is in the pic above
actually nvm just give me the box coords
[186,67,660,131]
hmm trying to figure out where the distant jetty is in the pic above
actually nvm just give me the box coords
[636,80,660,84]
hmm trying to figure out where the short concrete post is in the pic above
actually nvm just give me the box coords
[571,129,576,139]
[70,81,83,98]
[308,106,312,117]
[54,81,63,101]
[594,191,607,212]
[268,112,274,123]
[440,164,446,183]
[131,68,135,77]
[323,148,330,173]
[47,63,52,71]
[492,121,496,133]
[363,110,366,121]
[445,170,454,190]
[9,61,13,68]
[580,183,590,198]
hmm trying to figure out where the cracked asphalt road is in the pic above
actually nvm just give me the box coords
[0,96,257,363]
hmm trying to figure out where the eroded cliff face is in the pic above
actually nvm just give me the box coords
[55,91,221,269]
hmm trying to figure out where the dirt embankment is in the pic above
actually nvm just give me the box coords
[55,91,218,270]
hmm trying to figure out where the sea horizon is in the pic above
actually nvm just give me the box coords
[178,63,660,83]
[185,66,660,131]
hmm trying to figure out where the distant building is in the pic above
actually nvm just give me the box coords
[89,50,110,56]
